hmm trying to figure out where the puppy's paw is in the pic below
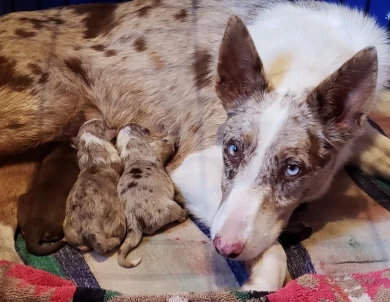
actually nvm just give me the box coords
[178,209,189,223]
[78,245,91,252]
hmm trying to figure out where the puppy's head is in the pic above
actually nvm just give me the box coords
[75,119,121,170]
[210,16,378,261]
[116,123,151,157]
[76,119,117,143]
[149,134,177,165]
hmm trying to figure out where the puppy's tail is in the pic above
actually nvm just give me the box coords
[25,238,66,256]
[117,229,142,268]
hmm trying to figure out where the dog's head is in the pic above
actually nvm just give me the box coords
[210,16,378,260]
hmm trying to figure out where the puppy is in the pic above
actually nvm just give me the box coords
[63,119,126,255]
[116,123,188,268]
[17,143,79,256]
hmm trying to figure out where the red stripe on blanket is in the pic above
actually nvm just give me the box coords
[1,260,76,302]
[353,269,390,299]
[267,274,350,302]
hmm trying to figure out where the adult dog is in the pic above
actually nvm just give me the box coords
[0,0,389,291]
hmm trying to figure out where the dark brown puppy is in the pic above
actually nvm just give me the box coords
[17,143,80,256]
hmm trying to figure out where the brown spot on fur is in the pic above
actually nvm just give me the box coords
[133,174,142,179]
[19,17,47,30]
[174,9,188,21]
[193,49,212,89]
[127,181,137,189]
[27,63,49,85]
[130,168,142,174]
[39,72,49,84]
[47,17,64,25]
[8,121,24,129]
[137,6,152,17]
[134,37,147,52]
[72,3,119,39]
[91,44,105,52]
[28,63,41,75]
[104,50,117,57]
[308,130,331,168]
[64,57,91,87]
[14,29,36,38]
[0,56,33,91]
[149,51,164,70]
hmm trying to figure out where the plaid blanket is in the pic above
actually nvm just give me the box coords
[2,84,387,300]
[9,111,390,301]
[2,260,390,301]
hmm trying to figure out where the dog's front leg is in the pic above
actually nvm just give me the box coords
[241,241,287,292]
[350,120,390,178]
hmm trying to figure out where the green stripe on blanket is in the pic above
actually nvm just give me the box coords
[15,233,66,278]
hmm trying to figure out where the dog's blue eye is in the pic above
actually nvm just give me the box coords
[286,164,300,176]
[228,144,239,157]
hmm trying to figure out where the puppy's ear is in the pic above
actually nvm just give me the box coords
[309,47,378,139]
[215,15,269,111]
[129,123,150,136]
[138,125,150,136]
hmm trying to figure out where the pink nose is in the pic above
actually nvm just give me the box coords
[213,236,244,259]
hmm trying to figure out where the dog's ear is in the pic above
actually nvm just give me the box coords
[309,47,378,135]
[215,15,269,111]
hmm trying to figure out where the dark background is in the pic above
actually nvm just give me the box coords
[0,0,389,30]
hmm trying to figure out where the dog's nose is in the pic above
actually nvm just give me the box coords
[213,236,243,259]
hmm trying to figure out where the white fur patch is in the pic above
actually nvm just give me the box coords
[79,133,121,166]
[170,145,224,227]
[248,2,390,96]
[242,242,287,291]
[210,99,289,240]
[116,127,131,159]
[80,133,104,147]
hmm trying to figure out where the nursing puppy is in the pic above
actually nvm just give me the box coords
[63,119,126,255]
[116,123,188,268]
[18,143,79,256]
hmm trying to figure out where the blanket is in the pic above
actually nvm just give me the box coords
[2,260,390,301]
[7,92,390,301]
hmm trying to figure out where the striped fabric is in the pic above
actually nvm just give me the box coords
[13,115,390,298]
